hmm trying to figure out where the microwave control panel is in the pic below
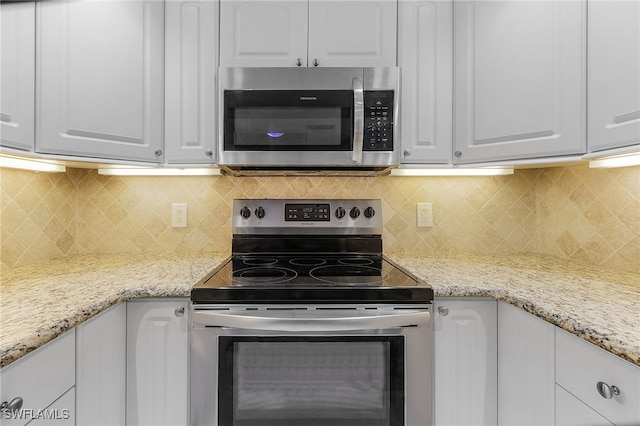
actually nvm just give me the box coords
[363,91,394,151]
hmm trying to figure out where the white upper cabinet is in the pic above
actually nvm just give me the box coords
[0,1,35,152]
[36,0,164,163]
[164,0,218,164]
[398,0,452,164]
[220,0,397,67]
[307,1,397,68]
[587,0,640,154]
[453,0,586,164]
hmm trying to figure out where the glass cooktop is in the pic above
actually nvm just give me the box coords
[191,255,433,304]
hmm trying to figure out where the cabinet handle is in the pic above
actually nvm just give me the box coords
[454,150,462,158]
[313,58,319,67]
[296,58,303,66]
[174,307,185,317]
[596,381,620,399]
[437,306,449,316]
[1,397,24,413]
[154,149,163,157]
[204,149,213,157]
[403,149,411,157]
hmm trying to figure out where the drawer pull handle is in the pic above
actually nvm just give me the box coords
[438,306,449,316]
[596,381,620,399]
[1,397,24,413]
[175,307,185,317]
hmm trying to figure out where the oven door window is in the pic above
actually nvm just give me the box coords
[218,336,404,426]
[224,90,353,151]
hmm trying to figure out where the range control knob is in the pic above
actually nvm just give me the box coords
[349,207,360,219]
[240,206,251,219]
[364,206,375,219]
[255,206,265,219]
[335,206,346,219]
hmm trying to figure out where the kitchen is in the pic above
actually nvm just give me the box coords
[1,0,639,425]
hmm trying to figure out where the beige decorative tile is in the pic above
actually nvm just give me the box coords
[1,163,638,273]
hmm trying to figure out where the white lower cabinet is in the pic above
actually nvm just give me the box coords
[75,303,126,426]
[497,302,555,425]
[0,330,75,426]
[556,328,640,426]
[556,385,613,426]
[434,298,497,426]
[26,387,75,426]
[126,298,190,426]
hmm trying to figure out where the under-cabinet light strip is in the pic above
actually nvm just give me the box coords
[390,167,514,177]
[589,152,640,169]
[0,154,66,173]
[98,167,221,176]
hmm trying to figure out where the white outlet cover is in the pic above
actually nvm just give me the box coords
[417,203,433,227]
[172,203,188,228]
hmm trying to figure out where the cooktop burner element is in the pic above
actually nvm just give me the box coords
[191,199,433,304]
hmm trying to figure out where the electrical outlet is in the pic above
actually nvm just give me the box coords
[417,203,433,227]
[172,203,188,228]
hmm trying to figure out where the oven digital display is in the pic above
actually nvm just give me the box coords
[285,203,330,221]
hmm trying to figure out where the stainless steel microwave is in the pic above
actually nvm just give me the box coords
[217,67,400,174]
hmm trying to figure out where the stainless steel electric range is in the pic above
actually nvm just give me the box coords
[190,199,433,426]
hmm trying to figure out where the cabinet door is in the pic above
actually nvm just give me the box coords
[308,0,397,67]
[126,299,189,426]
[28,387,75,426]
[587,0,640,153]
[36,0,164,163]
[398,0,452,164]
[0,331,75,426]
[556,385,614,426]
[497,302,555,426]
[434,298,497,426]
[165,0,218,164]
[219,0,308,67]
[454,0,586,164]
[76,303,126,426]
[0,1,35,151]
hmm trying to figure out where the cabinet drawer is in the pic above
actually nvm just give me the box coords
[0,331,75,426]
[556,329,640,425]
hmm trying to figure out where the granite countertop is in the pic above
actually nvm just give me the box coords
[1,252,639,368]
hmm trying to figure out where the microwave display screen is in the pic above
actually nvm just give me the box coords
[234,107,342,147]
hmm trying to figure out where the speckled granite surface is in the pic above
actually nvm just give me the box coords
[1,252,638,368]
[387,252,640,367]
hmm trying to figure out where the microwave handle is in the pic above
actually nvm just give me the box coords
[193,310,430,332]
[352,77,364,164]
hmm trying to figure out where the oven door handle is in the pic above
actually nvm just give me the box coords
[192,310,430,332]
[352,76,364,164]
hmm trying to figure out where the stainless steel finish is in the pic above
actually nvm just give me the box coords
[174,307,185,317]
[1,397,24,413]
[438,305,449,316]
[404,149,411,157]
[455,150,463,158]
[192,308,431,332]
[232,199,383,235]
[217,67,400,170]
[190,304,433,426]
[154,149,162,157]
[352,76,364,164]
[596,381,620,399]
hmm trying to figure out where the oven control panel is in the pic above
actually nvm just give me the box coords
[233,199,383,234]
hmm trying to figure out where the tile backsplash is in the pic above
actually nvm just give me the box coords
[1,164,638,273]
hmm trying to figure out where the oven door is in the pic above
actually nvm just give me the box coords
[190,306,433,426]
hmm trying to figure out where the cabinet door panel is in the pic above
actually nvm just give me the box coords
[454,0,585,164]
[434,298,497,426]
[165,0,218,164]
[498,302,555,425]
[556,385,614,426]
[398,0,452,164]
[0,1,35,151]
[76,304,126,426]
[36,0,163,162]
[220,1,308,67]
[588,0,640,153]
[126,299,189,426]
[308,0,397,67]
